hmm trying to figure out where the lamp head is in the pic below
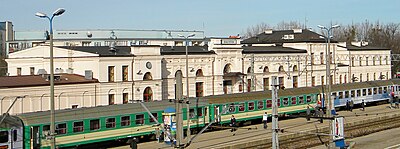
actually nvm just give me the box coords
[53,8,66,16]
[188,33,196,38]
[332,24,340,28]
[35,12,48,18]
[317,25,326,29]
[177,34,184,38]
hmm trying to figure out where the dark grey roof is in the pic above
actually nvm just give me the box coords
[160,46,215,55]
[339,44,390,51]
[242,46,307,54]
[57,46,133,57]
[242,29,336,44]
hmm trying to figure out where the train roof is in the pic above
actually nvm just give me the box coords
[205,79,400,104]
[16,99,208,126]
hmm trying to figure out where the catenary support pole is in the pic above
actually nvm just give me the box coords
[271,76,279,149]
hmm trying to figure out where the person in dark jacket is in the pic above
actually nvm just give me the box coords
[230,115,236,132]
[361,100,365,111]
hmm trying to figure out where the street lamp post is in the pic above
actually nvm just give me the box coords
[178,33,195,144]
[318,24,339,149]
[36,8,65,149]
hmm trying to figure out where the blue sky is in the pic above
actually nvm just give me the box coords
[1,0,399,36]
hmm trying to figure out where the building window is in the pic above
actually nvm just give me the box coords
[320,52,324,64]
[108,66,115,82]
[263,78,269,90]
[321,76,325,86]
[339,75,342,84]
[17,67,21,76]
[312,76,315,87]
[143,72,153,80]
[121,116,131,127]
[311,53,315,65]
[366,57,369,66]
[143,87,153,102]
[106,118,116,128]
[386,56,389,65]
[150,113,158,123]
[263,66,269,74]
[359,57,362,66]
[90,119,100,131]
[278,77,284,89]
[122,66,128,81]
[379,56,382,65]
[247,79,252,92]
[360,74,363,82]
[108,94,115,105]
[344,75,347,83]
[239,84,243,92]
[373,57,376,65]
[56,123,67,135]
[72,105,78,109]
[196,82,204,97]
[30,67,35,75]
[136,114,144,125]
[374,73,376,80]
[330,75,333,85]
[293,76,298,88]
[367,73,369,81]
[123,93,129,104]
[73,121,84,132]
[351,57,355,67]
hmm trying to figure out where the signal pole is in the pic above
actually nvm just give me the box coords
[271,76,279,149]
[175,71,184,148]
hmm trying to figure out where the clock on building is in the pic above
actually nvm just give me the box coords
[146,62,152,69]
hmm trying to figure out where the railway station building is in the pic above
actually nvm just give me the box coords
[0,29,392,115]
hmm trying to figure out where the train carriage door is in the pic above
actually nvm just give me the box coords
[31,126,40,149]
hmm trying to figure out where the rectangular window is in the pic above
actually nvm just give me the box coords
[283,98,289,106]
[258,100,264,109]
[291,97,297,105]
[121,116,131,127]
[150,113,158,123]
[43,125,50,132]
[368,88,372,95]
[248,102,255,111]
[136,114,144,125]
[197,108,203,117]
[362,89,367,96]
[123,93,129,104]
[311,53,315,65]
[278,77,284,89]
[56,123,67,135]
[351,57,355,66]
[239,103,245,112]
[247,79,252,92]
[312,76,315,87]
[90,119,100,131]
[263,78,269,90]
[345,91,350,98]
[374,88,378,94]
[306,96,312,103]
[189,109,195,118]
[196,82,204,97]
[339,92,343,99]
[17,67,21,76]
[266,100,272,108]
[366,57,369,66]
[73,121,84,132]
[293,76,298,88]
[108,66,115,82]
[320,52,324,64]
[108,94,115,105]
[30,67,35,75]
[298,96,304,104]
[106,118,116,128]
[122,66,128,82]
[356,90,361,97]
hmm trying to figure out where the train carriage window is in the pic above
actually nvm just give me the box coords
[43,125,50,136]
[13,130,17,141]
[374,88,378,94]
[0,131,8,143]
[283,98,289,106]
[266,100,272,108]
[332,93,337,99]
[356,90,361,97]
[362,89,367,96]
[339,92,343,99]
[306,96,312,103]
[222,105,229,114]
[229,104,236,113]
[345,91,350,98]
[106,118,116,128]
[351,90,355,98]
[291,97,297,105]
[136,114,145,125]
[90,119,100,131]
[121,116,131,127]
[150,113,159,122]
[278,99,281,107]
[397,86,400,91]
[379,87,383,94]
[73,121,84,132]
[258,101,265,109]
[239,103,245,112]
[384,87,388,92]
[56,123,67,135]
[248,102,255,111]
[189,109,195,118]
[298,96,304,104]
[368,88,372,95]
[197,108,203,117]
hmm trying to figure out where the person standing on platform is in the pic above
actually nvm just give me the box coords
[262,112,268,129]
[349,100,354,112]
[306,106,311,121]
[230,115,236,132]
[361,99,365,111]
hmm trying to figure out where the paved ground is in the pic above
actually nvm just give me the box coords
[111,104,400,149]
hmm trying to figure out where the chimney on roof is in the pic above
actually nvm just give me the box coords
[264,29,273,34]
[293,29,302,33]
[66,68,74,74]
[109,42,117,52]
[85,70,93,80]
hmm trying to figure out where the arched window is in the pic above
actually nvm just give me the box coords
[196,69,204,77]
[247,67,252,74]
[223,64,232,74]
[143,87,153,102]
[263,66,269,73]
[143,72,153,80]
[339,75,342,84]
[292,65,298,71]
[278,66,284,72]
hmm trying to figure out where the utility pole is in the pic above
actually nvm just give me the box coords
[175,71,184,148]
[271,76,279,149]
[251,54,256,91]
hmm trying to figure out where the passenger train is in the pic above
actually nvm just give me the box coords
[1,79,399,149]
